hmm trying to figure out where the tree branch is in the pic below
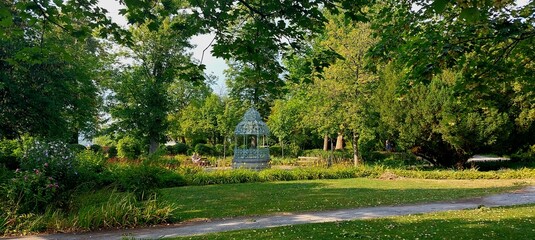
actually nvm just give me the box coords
[237,0,268,18]
[32,0,67,31]
[200,35,216,65]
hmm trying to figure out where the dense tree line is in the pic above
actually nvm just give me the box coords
[1,0,533,167]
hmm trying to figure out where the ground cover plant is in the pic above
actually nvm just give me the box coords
[173,204,535,240]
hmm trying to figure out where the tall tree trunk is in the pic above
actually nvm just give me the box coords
[352,131,360,166]
[323,135,329,151]
[149,138,159,154]
[280,137,284,158]
[335,133,344,150]
[223,138,227,159]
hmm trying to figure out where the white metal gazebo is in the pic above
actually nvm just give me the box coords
[232,108,270,170]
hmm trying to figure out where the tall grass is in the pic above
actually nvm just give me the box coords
[1,190,176,235]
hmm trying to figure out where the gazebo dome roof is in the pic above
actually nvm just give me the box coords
[234,108,270,135]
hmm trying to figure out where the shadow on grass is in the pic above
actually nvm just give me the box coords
[159,180,519,222]
[178,205,535,240]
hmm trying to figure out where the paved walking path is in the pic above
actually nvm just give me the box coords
[10,186,535,240]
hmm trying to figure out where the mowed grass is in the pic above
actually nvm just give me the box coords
[160,178,531,222]
[175,204,535,240]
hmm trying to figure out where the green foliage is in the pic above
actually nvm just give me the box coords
[1,169,59,215]
[0,5,103,140]
[91,135,116,147]
[373,67,501,167]
[366,152,423,169]
[0,139,20,170]
[0,191,176,235]
[107,18,204,154]
[367,1,535,166]
[75,150,110,189]
[117,137,142,160]
[214,144,224,156]
[194,143,214,156]
[21,140,79,189]
[0,140,85,215]
[270,144,302,158]
[89,144,102,153]
[72,192,177,231]
[69,144,87,153]
[269,145,282,157]
[165,143,189,155]
[107,146,118,158]
[111,164,185,199]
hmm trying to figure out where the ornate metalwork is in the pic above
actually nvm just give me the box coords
[233,107,271,170]
[233,148,270,160]
[234,108,270,135]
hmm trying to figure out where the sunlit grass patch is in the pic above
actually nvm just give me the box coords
[173,204,535,239]
[160,178,531,222]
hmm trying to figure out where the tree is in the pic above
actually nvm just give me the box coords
[268,99,302,157]
[217,98,247,158]
[0,7,103,142]
[107,18,203,153]
[166,76,213,143]
[296,13,376,165]
[367,1,535,166]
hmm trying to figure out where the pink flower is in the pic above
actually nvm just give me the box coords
[44,163,49,167]
[34,169,40,174]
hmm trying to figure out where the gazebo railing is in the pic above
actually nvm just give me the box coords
[233,148,270,160]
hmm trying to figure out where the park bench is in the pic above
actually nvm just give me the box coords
[296,156,320,166]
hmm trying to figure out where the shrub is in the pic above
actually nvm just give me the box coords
[69,144,87,153]
[190,138,207,148]
[89,144,102,153]
[0,169,60,214]
[75,150,111,189]
[112,164,185,199]
[4,140,81,213]
[194,143,213,156]
[21,140,78,190]
[0,139,20,170]
[214,144,224,155]
[0,165,13,185]
[269,144,302,158]
[164,145,175,155]
[173,143,189,155]
[107,146,118,158]
[165,143,189,155]
[117,137,142,160]
[186,169,261,185]
[270,145,282,157]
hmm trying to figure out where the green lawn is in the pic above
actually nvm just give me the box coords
[160,178,530,222]
[174,204,535,239]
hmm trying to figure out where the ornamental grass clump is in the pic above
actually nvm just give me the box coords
[73,192,176,230]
